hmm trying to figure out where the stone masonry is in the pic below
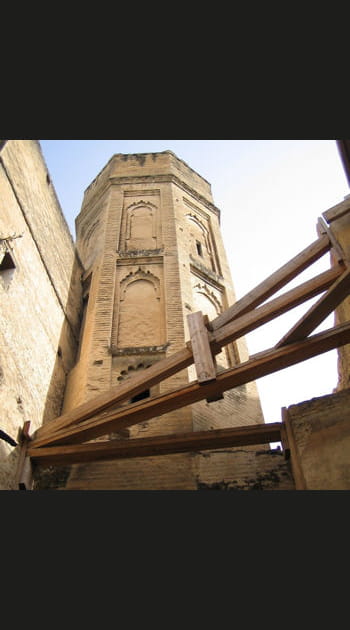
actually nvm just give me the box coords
[0,140,82,489]
[62,151,266,490]
[4,143,350,491]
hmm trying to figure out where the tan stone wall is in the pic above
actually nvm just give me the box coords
[0,140,82,489]
[194,448,294,490]
[286,388,350,489]
[62,448,294,491]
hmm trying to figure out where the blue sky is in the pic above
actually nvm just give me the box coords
[39,139,350,428]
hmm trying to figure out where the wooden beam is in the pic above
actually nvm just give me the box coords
[31,234,332,444]
[317,216,346,263]
[276,267,350,347]
[28,423,282,466]
[34,262,342,444]
[33,345,195,440]
[214,264,344,349]
[210,235,331,331]
[29,320,350,449]
[187,311,216,382]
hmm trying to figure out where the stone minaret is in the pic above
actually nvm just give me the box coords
[63,151,264,489]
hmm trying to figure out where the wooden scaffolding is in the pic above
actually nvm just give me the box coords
[17,204,350,489]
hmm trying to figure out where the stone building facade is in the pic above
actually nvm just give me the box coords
[62,151,268,489]
[0,140,82,489]
[2,140,350,490]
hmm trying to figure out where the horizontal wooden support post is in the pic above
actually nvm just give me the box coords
[28,423,282,466]
[210,235,331,330]
[30,319,350,449]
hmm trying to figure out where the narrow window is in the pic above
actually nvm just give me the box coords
[0,251,15,271]
[196,241,203,257]
[130,389,150,403]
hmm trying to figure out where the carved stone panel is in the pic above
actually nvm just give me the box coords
[118,192,161,252]
[112,263,165,349]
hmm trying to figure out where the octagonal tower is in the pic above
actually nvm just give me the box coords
[63,151,264,489]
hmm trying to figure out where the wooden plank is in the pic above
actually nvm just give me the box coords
[281,407,306,490]
[210,235,331,331]
[33,235,333,444]
[187,311,216,382]
[29,320,350,448]
[317,217,346,263]
[28,423,282,466]
[33,262,342,444]
[33,345,195,440]
[214,264,344,349]
[276,267,350,347]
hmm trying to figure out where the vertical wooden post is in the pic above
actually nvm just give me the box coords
[187,311,217,383]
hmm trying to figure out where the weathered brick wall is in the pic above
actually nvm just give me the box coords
[62,151,266,490]
[59,448,294,491]
[286,388,350,490]
[0,140,82,489]
[194,448,294,490]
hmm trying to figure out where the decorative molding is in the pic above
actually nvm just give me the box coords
[110,175,220,217]
[110,343,169,356]
[190,260,224,287]
[126,199,157,210]
[193,280,223,314]
[183,198,210,222]
[117,249,163,261]
[119,267,160,301]
[124,189,160,197]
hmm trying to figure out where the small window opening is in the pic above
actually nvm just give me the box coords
[0,251,15,271]
[130,389,150,403]
[196,241,203,257]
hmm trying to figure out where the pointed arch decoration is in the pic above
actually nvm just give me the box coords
[124,200,159,251]
[185,213,217,272]
[117,267,163,348]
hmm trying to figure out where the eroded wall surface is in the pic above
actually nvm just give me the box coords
[0,140,82,489]
[62,151,265,490]
[286,388,350,490]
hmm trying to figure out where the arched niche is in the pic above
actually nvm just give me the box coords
[124,201,158,251]
[117,269,163,347]
[186,214,217,272]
